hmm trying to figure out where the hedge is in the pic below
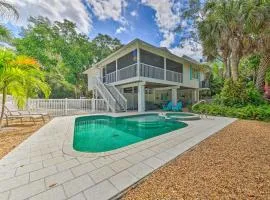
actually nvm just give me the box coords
[192,103,270,121]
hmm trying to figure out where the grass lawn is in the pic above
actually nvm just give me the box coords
[123,120,270,199]
[0,119,48,158]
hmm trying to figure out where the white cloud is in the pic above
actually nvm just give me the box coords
[115,26,126,34]
[7,0,91,33]
[87,0,127,25]
[130,10,137,17]
[160,31,175,47]
[141,0,181,47]
[170,40,203,61]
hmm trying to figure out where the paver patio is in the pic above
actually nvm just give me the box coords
[0,113,235,200]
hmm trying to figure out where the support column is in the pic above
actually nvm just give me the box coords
[137,47,140,77]
[153,89,156,104]
[172,88,177,105]
[138,84,145,112]
[164,57,166,80]
[132,87,134,110]
[196,89,200,102]
[193,89,199,103]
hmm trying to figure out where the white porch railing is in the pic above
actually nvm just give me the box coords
[27,98,107,116]
[105,71,117,84]
[166,70,182,83]
[103,62,183,83]
[140,63,164,80]
[117,63,137,81]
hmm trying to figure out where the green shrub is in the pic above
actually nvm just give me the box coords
[192,103,270,121]
[215,79,265,107]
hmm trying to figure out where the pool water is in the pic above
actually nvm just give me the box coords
[73,114,187,153]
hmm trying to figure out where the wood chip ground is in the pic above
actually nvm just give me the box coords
[0,119,48,158]
[122,120,270,200]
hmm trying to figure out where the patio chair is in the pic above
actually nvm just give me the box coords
[162,101,173,111]
[172,101,183,112]
[1,106,39,126]
[4,101,50,123]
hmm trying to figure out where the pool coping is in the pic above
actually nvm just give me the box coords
[62,112,197,158]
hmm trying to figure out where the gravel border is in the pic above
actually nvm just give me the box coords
[122,120,270,199]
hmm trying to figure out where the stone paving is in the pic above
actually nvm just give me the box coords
[0,113,236,200]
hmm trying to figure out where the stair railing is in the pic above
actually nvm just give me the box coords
[105,84,127,111]
[93,77,116,112]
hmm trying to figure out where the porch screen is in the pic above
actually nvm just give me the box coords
[166,59,183,73]
[106,61,116,73]
[140,49,164,68]
[118,50,137,69]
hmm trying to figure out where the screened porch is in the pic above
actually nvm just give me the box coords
[102,48,184,84]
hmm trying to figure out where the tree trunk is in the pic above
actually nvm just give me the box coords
[256,53,270,91]
[0,87,7,128]
[231,55,239,81]
[225,58,231,79]
[230,38,241,81]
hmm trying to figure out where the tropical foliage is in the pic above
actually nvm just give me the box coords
[200,0,269,83]
[184,0,270,120]
[184,0,270,90]
[0,49,50,126]
[14,17,122,98]
[193,103,270,121]
[215,79,264,107]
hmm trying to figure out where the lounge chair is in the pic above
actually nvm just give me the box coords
[172,101,183,112]
[1,106,39,126]
[4,101,50,124]
[162,101,173,111]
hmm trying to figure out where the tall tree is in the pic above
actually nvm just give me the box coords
[247,1,270,90]
[186,0,270,83]
[92,34,122,62]
[15,17,122,98]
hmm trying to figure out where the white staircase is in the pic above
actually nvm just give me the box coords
[105,84,127,111]
[92,77,127,112]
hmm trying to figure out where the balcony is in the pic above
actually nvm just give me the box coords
[104,63,183,84]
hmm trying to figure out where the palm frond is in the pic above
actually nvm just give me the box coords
[0,1,19,20]
[0,24,11,41]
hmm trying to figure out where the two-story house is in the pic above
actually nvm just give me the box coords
[84,39,209,112]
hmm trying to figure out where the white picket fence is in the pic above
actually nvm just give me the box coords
[27,98,108,116]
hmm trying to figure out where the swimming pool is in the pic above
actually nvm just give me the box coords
[73,114,187,153]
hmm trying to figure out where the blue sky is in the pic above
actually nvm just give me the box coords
[5,0,202,60]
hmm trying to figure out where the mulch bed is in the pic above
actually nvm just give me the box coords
[122,120,270,200]
[0,119,48,159]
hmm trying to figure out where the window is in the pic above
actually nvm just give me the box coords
[140,49,164,68]
[190,66,199,79]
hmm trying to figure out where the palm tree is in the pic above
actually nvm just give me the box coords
[198,0,242,80]
[0,1,18,41]
[198,0,270,83]
[198,14,231,79]
[245,1,270,91]
[0,49,50,127]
